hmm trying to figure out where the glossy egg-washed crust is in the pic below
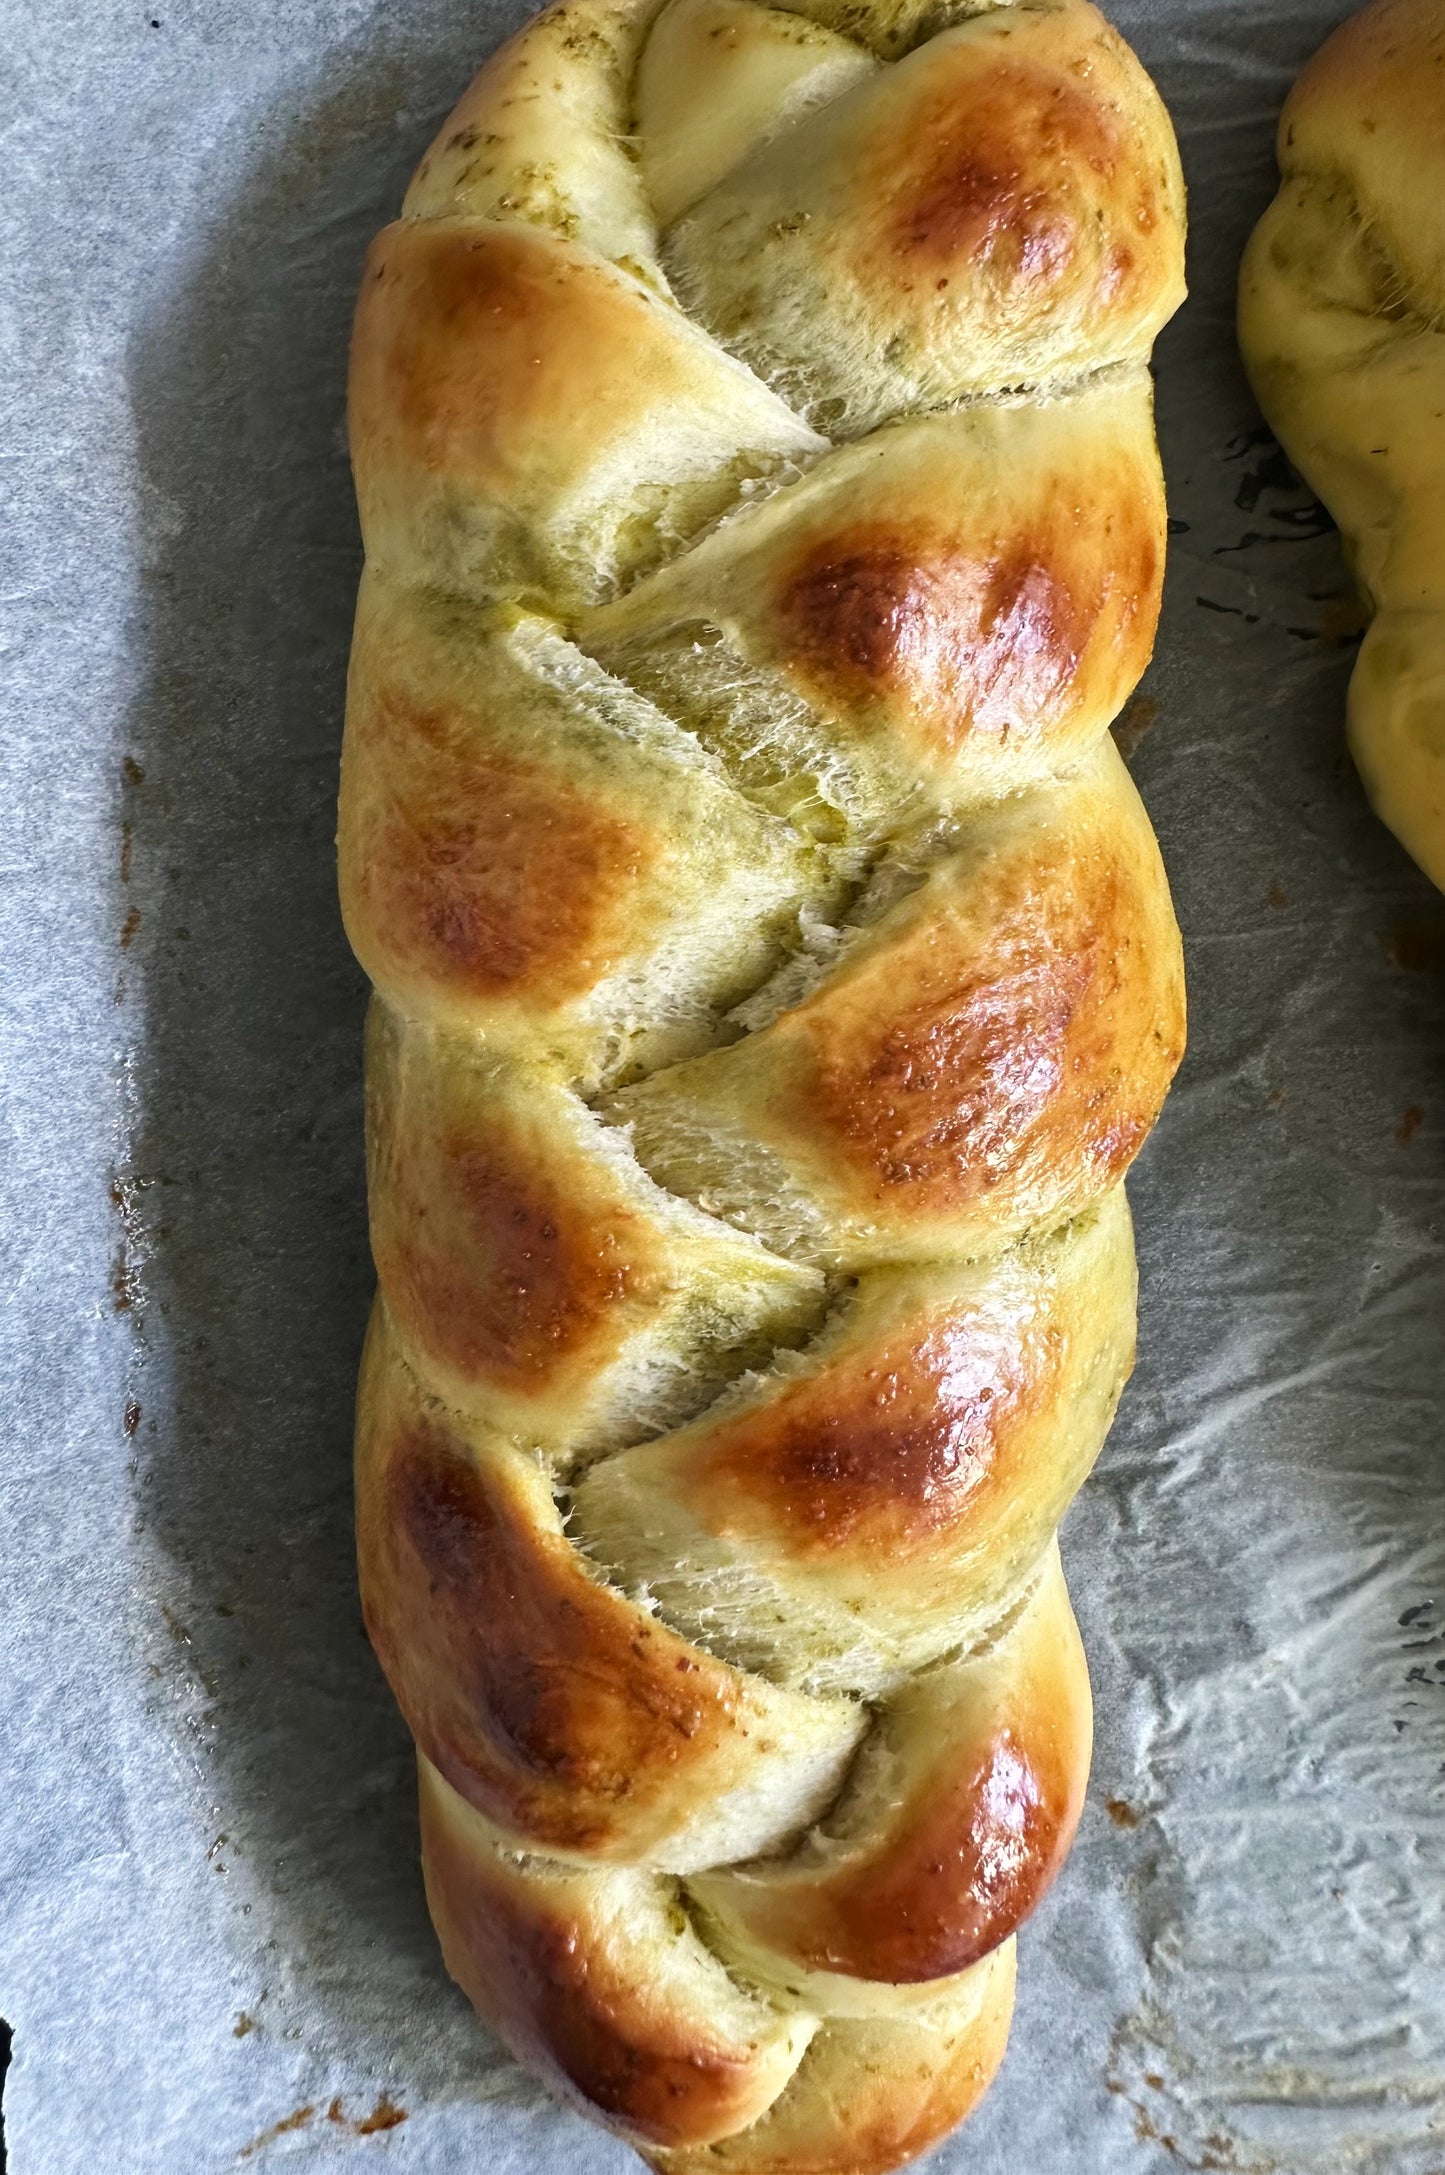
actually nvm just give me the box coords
[1240,0,1445,894]
[342,0,1185,2166]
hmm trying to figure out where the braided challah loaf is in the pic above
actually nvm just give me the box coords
[340,1,1186,2164]
[1240,0,1445,893]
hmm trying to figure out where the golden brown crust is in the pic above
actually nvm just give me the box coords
[774,504,1156,757]
[340,581,833,1077]
[692,1549,1091,1985]
[572,1191,1136,1687]
[344,0,1184,2162]
[364,1389,761,1858]
[419,1758,816,2148]
[347,660,651,1014]
[690,1308,1071,1564]
[358,1317,859,1865]
[339,583,661,1026]
[663,0,1185,429]
[366,1020,668,1405]
[585,378,1167,812]
[664,1242,1119,1580]
[869,33,1165,298]
[793,768,1179,1225]
[362,1003,826,1449]
[614,745,1184,1264]
[644,1946,1016,2174]
[350,220,819,607]
[753,1659,1083,1985]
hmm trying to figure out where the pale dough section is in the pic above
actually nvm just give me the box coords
[1239,0,1445,891]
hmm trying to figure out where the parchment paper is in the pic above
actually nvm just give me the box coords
[3,2,1444,2168]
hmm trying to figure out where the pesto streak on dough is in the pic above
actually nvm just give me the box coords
[339,0,1187,2166]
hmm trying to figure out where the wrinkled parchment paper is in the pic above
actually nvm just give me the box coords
[4,1,1444,2167]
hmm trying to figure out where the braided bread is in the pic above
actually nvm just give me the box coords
[1240,0,1445,894]
[340,1,1186,2165]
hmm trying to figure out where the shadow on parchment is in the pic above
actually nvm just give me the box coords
[117,13,545,2106]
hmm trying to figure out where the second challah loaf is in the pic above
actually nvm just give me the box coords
[1240,0,1445,893]
[340,0,1187,2166]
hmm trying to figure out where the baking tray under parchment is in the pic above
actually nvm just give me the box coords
[3,1,1444,2169]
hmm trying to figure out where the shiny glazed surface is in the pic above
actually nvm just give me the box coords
[341,0,1186,2165]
